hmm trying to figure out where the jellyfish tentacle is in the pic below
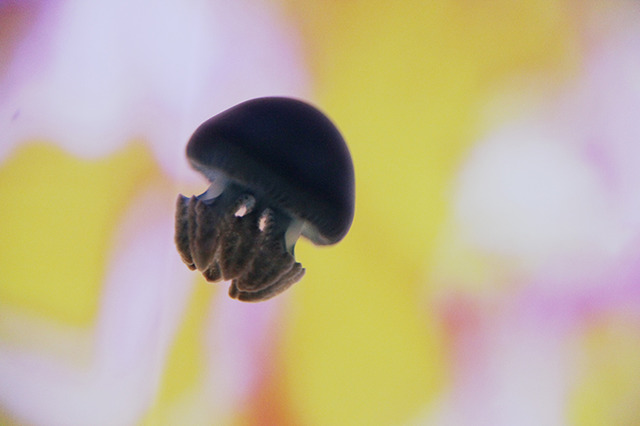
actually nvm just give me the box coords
[175,195,196,270]
[186,195,200,268]
[278,261,305,287]
[236,243,294,292]
[178,188,307,300]
[191,197,223,271]
[234,263,306,302]
[219,207,261,279]
[228,280,240,299]
[187,195,211,270]
[235,208,298,293]
[189,185,251,274]
[203,261,223,282]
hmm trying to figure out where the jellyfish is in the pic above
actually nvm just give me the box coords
[175,97,355,302]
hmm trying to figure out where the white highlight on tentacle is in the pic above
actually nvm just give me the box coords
[258,216,267,231]
[258,209,273,232]
[234,195,256,217]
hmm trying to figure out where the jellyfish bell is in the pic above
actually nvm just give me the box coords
[175,97,355,302]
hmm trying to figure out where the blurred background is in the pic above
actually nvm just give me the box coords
[2,0,640,424]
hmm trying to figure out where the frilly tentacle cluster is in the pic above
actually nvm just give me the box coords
[175,185,305,302]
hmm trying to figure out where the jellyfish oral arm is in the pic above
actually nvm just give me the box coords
[175,181,305,302]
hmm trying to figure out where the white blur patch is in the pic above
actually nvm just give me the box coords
[0,0,310,182]
[453,121,613,267]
